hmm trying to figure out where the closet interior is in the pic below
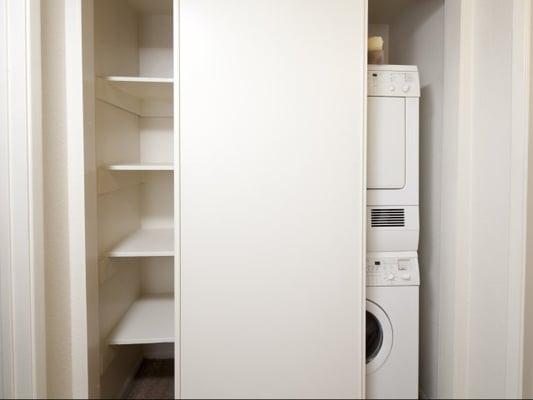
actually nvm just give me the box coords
[368,0,445,398]
[93,0,175,397]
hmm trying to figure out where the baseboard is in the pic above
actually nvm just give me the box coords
[118,355,143,399]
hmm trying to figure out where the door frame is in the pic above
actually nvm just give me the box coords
[0,0,46,397]
[437,0,531,398]
[60,0,532,398]
[506,0,531,396]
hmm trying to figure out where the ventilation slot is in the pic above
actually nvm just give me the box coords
[371,208,405,227]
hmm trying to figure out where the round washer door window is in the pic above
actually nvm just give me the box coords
[366,299,393,374]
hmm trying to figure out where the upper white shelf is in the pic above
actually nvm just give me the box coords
[101,76,173,99]
[106,163,174,171]
[96,76,174,117]
[108,228,174,258]
[108,294,174,345]
[128,0,172,15]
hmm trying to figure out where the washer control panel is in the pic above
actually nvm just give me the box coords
[368,70,420,98]
[366,254,420,287]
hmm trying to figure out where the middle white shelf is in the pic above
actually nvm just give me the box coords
[105,162,174,171]
[108,228,174,258]
[96,75,174,117]
[101,76,173,98]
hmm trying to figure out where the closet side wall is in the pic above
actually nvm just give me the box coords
[387,2,445,398]
[41,0,73,397]
[523,5,533,395]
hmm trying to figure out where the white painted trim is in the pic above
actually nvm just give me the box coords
[174,1,181,399]
[118,356,143,399]
[438,1,531,397]
[506,0,531,397]
[0,0,14,395]
[437,0,473,397]
[0,0,46,397]
[450,1,475,397]
[362,1,369,398]
[64,0,93,397]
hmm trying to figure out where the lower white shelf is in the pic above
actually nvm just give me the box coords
[109,228,174,257]
[108,294,174,345]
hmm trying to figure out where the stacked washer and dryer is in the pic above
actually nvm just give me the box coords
[366,65,421,399]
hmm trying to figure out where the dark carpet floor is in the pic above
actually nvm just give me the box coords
[126,359,174,399]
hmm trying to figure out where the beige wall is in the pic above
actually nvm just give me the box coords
[41,0,73,397]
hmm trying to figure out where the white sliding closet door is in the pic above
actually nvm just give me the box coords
[179,1,366,398]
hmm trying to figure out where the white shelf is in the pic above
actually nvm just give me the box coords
[95,76,174,117]
[128,0,172,14]
[106,163,174,171]
[109,228,174,257]
[108,294,174,345]
[100,76,173,100]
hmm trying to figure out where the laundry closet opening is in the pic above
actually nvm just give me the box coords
[366,0,445,398]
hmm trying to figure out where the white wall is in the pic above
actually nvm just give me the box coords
[386,2,445,398]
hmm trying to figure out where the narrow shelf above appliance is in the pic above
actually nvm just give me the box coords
[108,294,174,345]
[105,163,174,171]
[108,228,174,258]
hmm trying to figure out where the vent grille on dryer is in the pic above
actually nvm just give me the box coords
[371,208,405,227]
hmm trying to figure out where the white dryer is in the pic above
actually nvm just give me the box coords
[366,252,420,399]
[367,65,420,253]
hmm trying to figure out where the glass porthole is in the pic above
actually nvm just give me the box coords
[366,300,393,374]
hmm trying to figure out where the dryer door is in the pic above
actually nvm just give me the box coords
[367,97,406,189]
[366,299,393,374]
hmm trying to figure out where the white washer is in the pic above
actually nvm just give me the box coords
[366,252,420,399]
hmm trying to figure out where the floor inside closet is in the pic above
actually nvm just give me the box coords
[125,359,174,400]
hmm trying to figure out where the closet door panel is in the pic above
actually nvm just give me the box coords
[180,1,366,398]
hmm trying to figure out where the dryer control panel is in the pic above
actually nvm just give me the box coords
[368,66,420,98]
[366,253,420,287]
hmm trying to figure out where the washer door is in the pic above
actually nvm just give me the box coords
[366,299,393,374]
